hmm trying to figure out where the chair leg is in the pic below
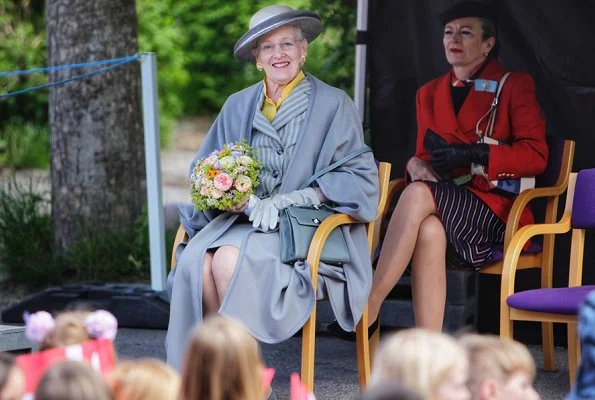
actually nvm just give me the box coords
[499,308,513,339]
[542,321,556,371]
[356,306,371,390]
[301,305,317,393]
[568,322,580,384]
[369,322,380,368]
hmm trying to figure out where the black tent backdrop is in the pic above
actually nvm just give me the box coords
[367,0,595,340]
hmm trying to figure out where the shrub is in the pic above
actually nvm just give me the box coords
[0,179,177,289]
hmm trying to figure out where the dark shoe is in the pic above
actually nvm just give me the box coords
[325,318,379,342]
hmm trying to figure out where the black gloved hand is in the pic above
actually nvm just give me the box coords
[423,129,449,153]
[430,143,490,171]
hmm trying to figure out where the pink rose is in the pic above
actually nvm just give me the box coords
[200,186,211,196]
[213,173,233,191]
[211,189,224,199]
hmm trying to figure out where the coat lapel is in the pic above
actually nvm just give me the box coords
[457,60,507,137]
[272,78,311,132]
[252,89,282,144]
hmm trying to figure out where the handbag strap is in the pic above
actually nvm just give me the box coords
[300,146,373,189]
[475,72,511,138]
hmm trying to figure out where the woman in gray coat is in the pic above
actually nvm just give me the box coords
[166,4,379,369]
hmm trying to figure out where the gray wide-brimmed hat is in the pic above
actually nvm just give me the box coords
[233,5,323,62]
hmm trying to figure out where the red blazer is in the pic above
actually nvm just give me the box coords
[414,59,548,227]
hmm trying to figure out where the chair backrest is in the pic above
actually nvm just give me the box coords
[536,136,573,188]
[572,168,595,229]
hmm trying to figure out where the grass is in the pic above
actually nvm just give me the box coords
[0,178,177,289]
[0,119,50,170]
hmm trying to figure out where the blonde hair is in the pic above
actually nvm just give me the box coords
[34,360,113,400]
[180,316,264,400]
[39,311,92,351]
[371,328,468,398]
[459,334,536,398]
[109,358,180,400]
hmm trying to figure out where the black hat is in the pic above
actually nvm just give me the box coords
[438,1,498,26]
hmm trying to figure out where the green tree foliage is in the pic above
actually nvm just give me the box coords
[136,0,190,144]
[0,0,47,125]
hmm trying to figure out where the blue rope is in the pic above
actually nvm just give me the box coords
[0,55,139,78]
[0,54,140,100]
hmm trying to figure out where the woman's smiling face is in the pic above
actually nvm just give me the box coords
[253,25,307,87]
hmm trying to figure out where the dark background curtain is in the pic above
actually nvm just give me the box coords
[368,0,595,342]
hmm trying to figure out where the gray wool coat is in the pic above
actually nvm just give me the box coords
[166,75,379,370]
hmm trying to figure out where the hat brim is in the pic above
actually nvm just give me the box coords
[234,11,322,62]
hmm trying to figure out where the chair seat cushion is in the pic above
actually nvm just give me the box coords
[507,286,595,315]
[487,241,542,263]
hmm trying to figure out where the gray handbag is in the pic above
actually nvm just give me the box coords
[279,147,373,265]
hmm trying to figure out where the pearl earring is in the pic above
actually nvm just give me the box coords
[256,63,263,71]
[300,55,307,65]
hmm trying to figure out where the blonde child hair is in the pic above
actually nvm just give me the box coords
[109,358,180,400]
[180,315,264,400]
[39,311,91,350]
[371,328,468,398]
[459,334,536,398]
[34,360,113,400]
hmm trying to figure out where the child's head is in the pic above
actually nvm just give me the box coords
[371,328,470,400]
[459,334,540,400]
[24,309,118,350]
[34,360,112,400]
[0,353,25,400]
[180,315,264,400]
[109,358,180,400]
[355,381,423,400]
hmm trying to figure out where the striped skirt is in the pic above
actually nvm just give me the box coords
[424,181,506,269]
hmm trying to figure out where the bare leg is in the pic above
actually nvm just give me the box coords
[211,245,240,303]
[367,182,437,325]
[411,215,447,330]
[202,251,220,316]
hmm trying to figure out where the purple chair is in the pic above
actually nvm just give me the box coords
[500,168,595,383]
[481,137,575,373]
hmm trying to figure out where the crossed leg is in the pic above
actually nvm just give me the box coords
[367,181,447,330]
[201,245,239,316]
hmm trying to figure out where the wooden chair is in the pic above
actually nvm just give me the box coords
[377,137,575,368]
[170,162,392,392]
[500,169,595,383]
[301,161,391,392]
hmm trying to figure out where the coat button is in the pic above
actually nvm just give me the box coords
[277,147,284,155]
[272,170,279,178]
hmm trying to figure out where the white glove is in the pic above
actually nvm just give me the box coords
[271,187,321,210]
[248,197,279,232]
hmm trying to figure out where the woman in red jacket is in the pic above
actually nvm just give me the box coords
[329,0,548,338]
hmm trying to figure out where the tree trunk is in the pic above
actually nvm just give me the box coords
[46,0,145,252]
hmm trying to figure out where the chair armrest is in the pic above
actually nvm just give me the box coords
[500,213,572,299]
[306,213,359,288]
[503,185,570,249]
[170,225,189,270]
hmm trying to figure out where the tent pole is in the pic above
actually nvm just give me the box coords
[354,0,369,120]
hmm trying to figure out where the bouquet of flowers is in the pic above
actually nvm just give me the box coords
[190,140,262,211]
